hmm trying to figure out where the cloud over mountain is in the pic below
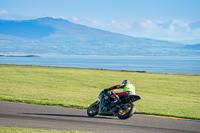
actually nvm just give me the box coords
[0,17,199,56]
[68,17,200,42]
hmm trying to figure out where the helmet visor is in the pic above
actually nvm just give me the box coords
[122,80,127,84]
[122,80,130,84]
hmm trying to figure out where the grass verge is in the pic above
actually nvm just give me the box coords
[0,126,94,133]
[0,64,200,119]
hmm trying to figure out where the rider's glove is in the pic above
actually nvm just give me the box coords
[120,83,125,87]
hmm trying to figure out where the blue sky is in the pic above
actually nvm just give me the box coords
[0,0,200,43]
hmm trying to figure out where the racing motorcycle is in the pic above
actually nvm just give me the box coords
[87,90,141,119]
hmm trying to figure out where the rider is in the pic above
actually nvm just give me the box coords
[103,80,135,105]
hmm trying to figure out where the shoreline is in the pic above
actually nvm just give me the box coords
[0,55,40,57]
[1,64,199,76]
[1,54,200,58]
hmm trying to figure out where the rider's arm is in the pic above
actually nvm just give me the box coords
[108,85,120,90]
[103,83,125,92]
[109,83,126,90]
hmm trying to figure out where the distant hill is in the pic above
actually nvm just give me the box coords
[0,17,199,56]
[0,18,54,39]
[182,44,200,50]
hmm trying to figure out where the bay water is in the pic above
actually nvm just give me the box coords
[0,55,199,74]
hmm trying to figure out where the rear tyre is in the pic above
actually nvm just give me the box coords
[117,102,135,119]
[87,102,99,116]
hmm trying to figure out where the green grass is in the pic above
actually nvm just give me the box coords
[0,127,94,133]
[0,64,200,119]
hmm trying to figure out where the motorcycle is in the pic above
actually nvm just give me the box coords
[87,90,141,119]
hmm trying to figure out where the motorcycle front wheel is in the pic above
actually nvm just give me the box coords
[87,101,99,116]
[117,102,135,119]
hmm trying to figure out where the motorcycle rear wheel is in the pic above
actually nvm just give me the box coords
[87,102,99,116]
[117,102,135,119]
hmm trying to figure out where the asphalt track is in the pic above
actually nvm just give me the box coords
[0,101,199,133]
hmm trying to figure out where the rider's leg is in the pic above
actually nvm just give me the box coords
[110,92,121,104]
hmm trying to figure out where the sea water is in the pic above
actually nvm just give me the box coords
[0,55,199,74]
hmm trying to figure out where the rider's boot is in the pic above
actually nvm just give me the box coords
[114,99,121,105]
[113,99,121,108]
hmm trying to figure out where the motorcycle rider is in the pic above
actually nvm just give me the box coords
[103,80,135,105]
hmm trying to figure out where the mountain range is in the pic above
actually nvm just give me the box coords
[0,17,199,56]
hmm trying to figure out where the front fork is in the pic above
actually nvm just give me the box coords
[98,93,105,115]
[98,98,104,114]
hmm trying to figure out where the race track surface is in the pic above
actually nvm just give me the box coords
[0,101,199,133]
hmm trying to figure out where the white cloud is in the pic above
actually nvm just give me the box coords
[109,19,132,30]
[66,16,200,42]
[169,24,175,31]
[140,19,157,29]
[67,16,91,26]
[129,19,200,42]
[172,20,188,27]
[172,19,190,31]
[0,10,8,15]
[70,16,78,21]
[69,17,132,33]
[92,20,104,27]
[139,20,162,35]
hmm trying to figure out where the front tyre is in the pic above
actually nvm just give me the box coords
[87,102,99,117]
[117,102,135,119]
